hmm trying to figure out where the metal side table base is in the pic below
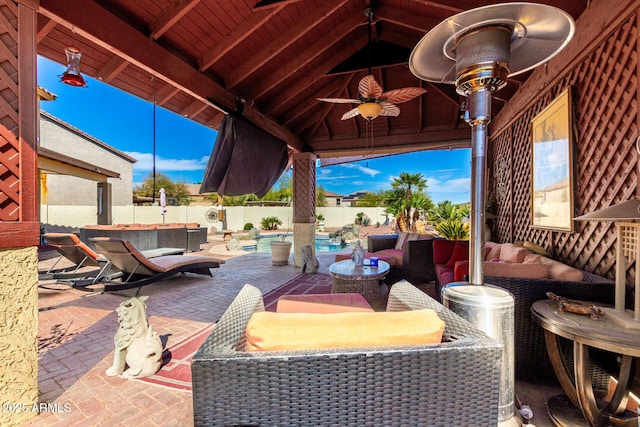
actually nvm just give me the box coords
[548,395,589,427]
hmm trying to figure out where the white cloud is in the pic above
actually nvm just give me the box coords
[125,152,209,172]
[427,176,469,192]
[340,163,381,177]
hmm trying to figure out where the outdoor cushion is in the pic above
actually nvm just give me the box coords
[394,231,409,251]
[276,293,374,314]
[540,257,584,282]
[374,249,403,267]
[446,241,469,267]
[484,241,502,261]
[499,243,532,263]
[454,260,549,282]
[246,309,444,352]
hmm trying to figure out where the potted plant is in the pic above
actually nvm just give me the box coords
[269,220,292,266]
[316,214,325,232]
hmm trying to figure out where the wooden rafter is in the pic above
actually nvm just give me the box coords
[38,0,304,150]
[199,5,286,72]
[226,0,351,89]
[249,14,364,100]
[149,0,201,40]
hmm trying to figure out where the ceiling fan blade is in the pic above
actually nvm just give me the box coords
[358,75,383,99]
[380,87,427,104]
[341,107,361,120]
[379,102,400,117]
[317,97,361,104]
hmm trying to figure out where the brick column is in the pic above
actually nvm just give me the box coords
[292,152,316,267]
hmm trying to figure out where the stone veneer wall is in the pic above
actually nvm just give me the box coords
[0,247,38,426]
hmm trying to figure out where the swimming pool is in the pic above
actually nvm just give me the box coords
[249,234,348,253]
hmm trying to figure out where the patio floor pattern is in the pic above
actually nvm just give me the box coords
[29,243,562,426]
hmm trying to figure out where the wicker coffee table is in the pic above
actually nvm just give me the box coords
[329,260,390,311]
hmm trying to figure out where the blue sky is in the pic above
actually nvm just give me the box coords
[37,56,472,204]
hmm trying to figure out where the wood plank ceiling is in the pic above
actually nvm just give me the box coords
[35,0,588,159]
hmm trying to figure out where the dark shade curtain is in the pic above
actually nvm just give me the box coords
[200,114,289,198]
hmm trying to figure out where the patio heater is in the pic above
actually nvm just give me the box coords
[409,3,574,425]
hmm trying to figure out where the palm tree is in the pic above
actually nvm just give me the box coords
[410,194,434,230]
[390,172,429,231]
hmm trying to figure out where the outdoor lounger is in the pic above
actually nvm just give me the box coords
[90,237,224,292]
[40,232,103,281]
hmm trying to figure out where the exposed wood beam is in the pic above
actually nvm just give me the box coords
[293,74,354,133]
[226,0,350,89]
[425,81,460,108]
[199,6,285,72]
[36,18,56,43]
[375,5,442,33]
[249,15,364,100]
[375,68,390,136]
[206,112,225,129]
[183,99,208,119]
[149,0,201,40]
[253,0,303,10]
[407,0,470,13]
[268,34,368,115]
[96,56,128,83]
[313,129,471,157]
[379,29,421,50]
[155,83,180,105]
[38,0,304,150]
[283,75,352,125]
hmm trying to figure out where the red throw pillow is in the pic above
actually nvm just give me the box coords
[445,241,469,267]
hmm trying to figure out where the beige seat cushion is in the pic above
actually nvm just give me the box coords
[246,309,444,352]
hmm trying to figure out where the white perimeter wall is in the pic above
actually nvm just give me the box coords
[40,205,391,232]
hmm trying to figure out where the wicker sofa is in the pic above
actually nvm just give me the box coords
[365,233,440,284]
[432,239,616,382]
[192,281,502,427]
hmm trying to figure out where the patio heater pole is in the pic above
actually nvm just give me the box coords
[409,4,575,425]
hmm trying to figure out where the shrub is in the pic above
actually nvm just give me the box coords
[436,219,470,240]
[243,222,254,231]
[260,216,282,230]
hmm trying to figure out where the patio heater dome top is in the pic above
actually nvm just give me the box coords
[409,2,575,90]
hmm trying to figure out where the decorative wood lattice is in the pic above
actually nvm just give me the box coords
[490,14,638,280]
[293,154,316,223]
[0,126,20,220]
[0,0,20,222]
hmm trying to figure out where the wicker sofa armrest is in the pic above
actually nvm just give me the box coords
[367,234,398,252]
[192,281,502,427]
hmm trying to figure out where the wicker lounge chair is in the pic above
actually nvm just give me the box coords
[90,237,224,292]
[39,232,103,281]
[192,280,502,427]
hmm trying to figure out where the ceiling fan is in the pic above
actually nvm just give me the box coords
[318,7,427,121]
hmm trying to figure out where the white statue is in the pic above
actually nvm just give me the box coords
[300,244,319,274]
[351,240,365,266]
[106,296,163,379]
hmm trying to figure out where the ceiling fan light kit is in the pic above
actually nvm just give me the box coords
[357,102,382,120]
[318,7,426,121]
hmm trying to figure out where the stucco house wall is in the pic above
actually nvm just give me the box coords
[38,111,136,207]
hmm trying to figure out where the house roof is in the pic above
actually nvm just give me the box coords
[36,0,588,161]
[40,110,138,164]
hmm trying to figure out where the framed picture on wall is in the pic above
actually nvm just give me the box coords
[530,87,574,232]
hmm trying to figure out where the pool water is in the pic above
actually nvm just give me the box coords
[248,234,348,253]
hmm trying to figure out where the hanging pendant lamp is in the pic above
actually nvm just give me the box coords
[60,47,87,87]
